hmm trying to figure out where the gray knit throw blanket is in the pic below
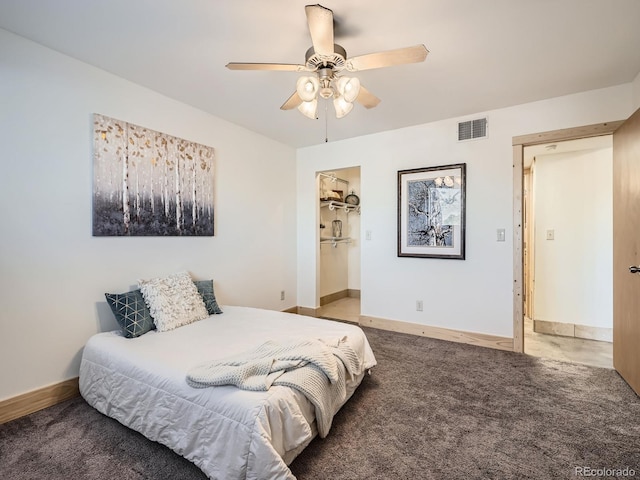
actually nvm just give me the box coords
[186,336,361,437]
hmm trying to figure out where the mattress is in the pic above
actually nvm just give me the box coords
[79,306,377,480]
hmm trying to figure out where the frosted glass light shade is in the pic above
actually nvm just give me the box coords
[336,76,361,103]
[296,76,319,102]
[298,99,318,119]
[333,96,353,118]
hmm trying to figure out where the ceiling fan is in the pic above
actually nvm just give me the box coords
[226,4,429,119]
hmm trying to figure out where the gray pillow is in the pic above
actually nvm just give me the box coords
[194,280,223,315]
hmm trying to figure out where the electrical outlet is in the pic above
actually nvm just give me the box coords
[416,300,423,311]
[280,290,285,301]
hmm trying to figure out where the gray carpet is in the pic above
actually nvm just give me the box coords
[1,327,638,480]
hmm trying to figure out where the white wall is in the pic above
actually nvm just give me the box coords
[0,29,297,401]
[532,146,613,328]
[297,84,634,338]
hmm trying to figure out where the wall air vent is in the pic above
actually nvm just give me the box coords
[458,117,488,141]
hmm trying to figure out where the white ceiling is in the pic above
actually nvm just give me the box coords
[1,0,639,148]
[523,135,613,169]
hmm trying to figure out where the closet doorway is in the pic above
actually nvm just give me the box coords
[316,167,361,323]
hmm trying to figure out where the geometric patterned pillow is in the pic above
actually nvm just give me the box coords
[105,289,155,338]
[194,280,223,315]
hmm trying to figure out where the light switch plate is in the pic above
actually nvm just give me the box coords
[497,228,506,242]
[546,229,555,240]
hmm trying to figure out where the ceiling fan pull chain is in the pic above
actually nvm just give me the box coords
[325,100,329,142]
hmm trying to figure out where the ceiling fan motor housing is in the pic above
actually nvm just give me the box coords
[305,44,347,71]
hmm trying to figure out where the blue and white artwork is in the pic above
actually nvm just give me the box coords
[407,178,461,247]
[398,164,466,259]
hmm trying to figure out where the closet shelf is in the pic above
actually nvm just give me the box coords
[320,201,361,214]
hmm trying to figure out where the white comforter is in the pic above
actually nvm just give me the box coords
[187,337,362,437]
[79,306,377,480]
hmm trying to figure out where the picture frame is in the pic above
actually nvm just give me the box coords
[397,163,466,259]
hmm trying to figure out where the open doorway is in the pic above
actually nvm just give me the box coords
[521,136,614,368]
[512,121,624,356]
[316,166,361,323]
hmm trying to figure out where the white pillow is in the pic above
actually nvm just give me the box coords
[138,271,208,332]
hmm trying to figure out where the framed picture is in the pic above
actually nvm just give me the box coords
[397,163,466,259]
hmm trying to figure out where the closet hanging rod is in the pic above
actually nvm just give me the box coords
[320,200,361,213]
[318,172,349,186]
[320,237,352,248]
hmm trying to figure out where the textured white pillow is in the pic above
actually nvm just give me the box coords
[138,271,208,332]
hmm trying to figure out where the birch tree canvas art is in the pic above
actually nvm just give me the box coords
[93,114,215,236]
[397,164,466,259]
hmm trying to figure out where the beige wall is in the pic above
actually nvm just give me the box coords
[532,143,613,329]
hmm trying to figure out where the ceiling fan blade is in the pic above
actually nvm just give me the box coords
[305,4,334,56]
[356,86,381,109]
[226,62,308,72]
[280,91,303,110]
[346,44,429,71]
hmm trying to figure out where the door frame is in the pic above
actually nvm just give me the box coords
[511,120,624,352]
[523,167,534,320]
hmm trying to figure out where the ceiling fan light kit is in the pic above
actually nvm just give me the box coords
[336,76,360,103]
[226,4,429,120]
[298,98,318,119]
[296,76,319,102]
[333,96,353,119]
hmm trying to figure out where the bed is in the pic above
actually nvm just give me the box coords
[79,305,377,480]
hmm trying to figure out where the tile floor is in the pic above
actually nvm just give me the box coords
[316,297,360,324]
[317,297,613,369]
[524,316,613,369]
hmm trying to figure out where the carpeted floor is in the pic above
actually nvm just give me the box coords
[1,326,638,480]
